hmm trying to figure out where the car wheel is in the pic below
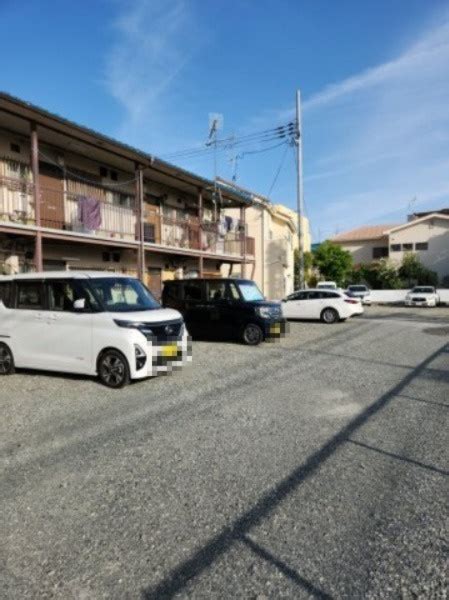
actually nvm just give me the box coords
[0,343,15,375]
[98,349,130,388]
[321,307,339,324]
[242,323,264,345]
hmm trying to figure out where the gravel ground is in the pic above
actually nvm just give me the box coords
[1,305,448,599]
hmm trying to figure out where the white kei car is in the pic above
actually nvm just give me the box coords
[282,289,363,323]
[405,286,440,307]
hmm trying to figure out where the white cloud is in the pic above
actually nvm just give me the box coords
[104,0,201,149]
[299,12,449,234]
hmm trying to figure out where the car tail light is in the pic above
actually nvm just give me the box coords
[344,298,358,304]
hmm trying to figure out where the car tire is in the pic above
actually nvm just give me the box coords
[0,342,15,375]
[242,323,264,346]
[321,307,339,324]
[97,349,130,388]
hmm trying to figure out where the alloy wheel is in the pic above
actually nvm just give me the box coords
[243,324,263,345]
[322,308,338,324]
[99,352,129,388]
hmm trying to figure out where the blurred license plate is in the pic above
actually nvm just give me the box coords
[160,344,179,358]
[270,323,281,335]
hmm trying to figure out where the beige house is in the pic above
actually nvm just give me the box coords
[388,213,449,281]
[218,179,311,300]
[0,93,255,298]
[331,211,449,282]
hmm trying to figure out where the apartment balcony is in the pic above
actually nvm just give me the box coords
[0,175,254,258]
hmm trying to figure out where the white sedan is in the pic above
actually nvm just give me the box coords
[282,289,363,323]
[405,286,440,307]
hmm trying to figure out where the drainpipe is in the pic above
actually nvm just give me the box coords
[135,164,145,281]
[261,204,265,294]
[30,122,43,272]
[240,205,246,278]
[198,188,204,277]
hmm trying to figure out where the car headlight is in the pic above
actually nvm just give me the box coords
[114,319,153,336]
[257,306,274,319]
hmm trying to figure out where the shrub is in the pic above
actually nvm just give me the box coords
[398,253,438,287]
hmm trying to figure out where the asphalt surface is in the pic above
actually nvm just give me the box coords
[1,305,448,599]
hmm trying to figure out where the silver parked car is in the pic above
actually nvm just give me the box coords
[346,285,372,305]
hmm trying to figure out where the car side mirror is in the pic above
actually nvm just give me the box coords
[73,298,86,311]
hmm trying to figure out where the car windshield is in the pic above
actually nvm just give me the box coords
[88,277,160,312]
[411,287,434,294]
[318,284,336,290]
[348,286,367,292]
[237,281,265,301]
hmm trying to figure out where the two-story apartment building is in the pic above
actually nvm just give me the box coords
[0,93,254,298]
[218,178,311,299]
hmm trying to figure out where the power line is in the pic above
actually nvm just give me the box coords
[162,121,295,160]
[267,142,291,199]
[38,149,137,188]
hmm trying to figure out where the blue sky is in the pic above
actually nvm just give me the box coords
[1,0,449,240]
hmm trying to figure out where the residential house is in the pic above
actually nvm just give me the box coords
[0,93,255,299]
[331,210,449,282]
[218,178,311,300]
[331,224,397,263]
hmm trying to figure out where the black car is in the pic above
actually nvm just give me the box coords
[162,278,286,345]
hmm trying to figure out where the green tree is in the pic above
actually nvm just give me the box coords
[313,241,353,286]
[294,249,314,289]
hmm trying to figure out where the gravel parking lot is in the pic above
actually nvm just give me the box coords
[1,305,448,599]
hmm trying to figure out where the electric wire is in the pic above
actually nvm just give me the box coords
[38,149,138,187]
[162,121,295,160]
[266,142,291,199]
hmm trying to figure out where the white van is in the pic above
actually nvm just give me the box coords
[0,272,191,388]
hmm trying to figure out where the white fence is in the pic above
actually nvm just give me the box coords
[369,289,449,304]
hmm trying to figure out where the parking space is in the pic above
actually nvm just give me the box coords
[1,306,448,598]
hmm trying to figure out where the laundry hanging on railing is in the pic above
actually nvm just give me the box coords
[77,196,102,230]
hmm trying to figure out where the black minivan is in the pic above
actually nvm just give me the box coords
[162,278,286,345]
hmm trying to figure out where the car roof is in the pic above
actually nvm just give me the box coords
[291,288,343,294]
[164,278,254,284]
[0,271,133,281]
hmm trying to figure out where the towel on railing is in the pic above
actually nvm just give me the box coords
[77,196,102,230]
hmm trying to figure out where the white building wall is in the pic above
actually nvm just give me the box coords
[335,239,389,263]
[389,217,449,281]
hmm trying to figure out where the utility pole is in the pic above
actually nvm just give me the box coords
[295,89,305,289]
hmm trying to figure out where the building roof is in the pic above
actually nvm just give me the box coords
[217,177,299,232]
[331,224,398,243]
[409,208,449,220]
[0,91,251,207]
[389,212,449,233]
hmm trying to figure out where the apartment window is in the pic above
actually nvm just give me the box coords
[143,223,156,243]
[402,243,413,251]
[111,192,132,209]
[372,247,389,259]
[10,143,20,153]
[99,166,108,178]
[110,170,118,182]
[415,242,428,251]
[17,281,44,310]
[390,244,401,252]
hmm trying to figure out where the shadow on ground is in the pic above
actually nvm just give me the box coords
[141,342,449,599]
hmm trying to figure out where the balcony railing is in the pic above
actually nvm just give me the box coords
[0,175,255,257]
[0,175,35,226]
